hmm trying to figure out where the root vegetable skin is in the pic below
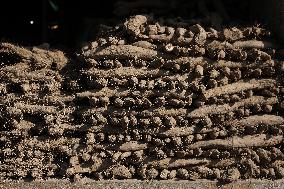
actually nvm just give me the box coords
[0,43,67,70]
[226,115,284,128]
[188,96,278,118]
[212,59,275,69]
[84,45,158,60]
[124,15,148,36]
[157,126,214,137]
[83,67,171,79]
[13,103,57,115]
[148,27,175,43]
[76,88,189,100]
[93,141,148,152]
[132,41,157,49]
[202,79,276,99]
[108,165,132,179]
[232,40,277,49]
[222,168,240,182]
[187,134,283,150]
[146,158,209,169]
[84,106,189,117]
[145,158,238,169]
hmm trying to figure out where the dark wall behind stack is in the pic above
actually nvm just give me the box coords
[0,0,272,49]
[0,0,116,48]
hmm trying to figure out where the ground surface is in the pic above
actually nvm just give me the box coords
[2,179,284,189]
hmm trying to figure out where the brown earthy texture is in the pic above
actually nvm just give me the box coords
[3,179,284,189]
[1,14,284,183]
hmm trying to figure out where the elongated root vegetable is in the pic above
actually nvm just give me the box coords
[146,158,210,169]
[202,79,276,99]
[145,157,239,170]
[188,96,278,118]
[156,126,214,137]
[83,67,169,78]
[232,40,277,49]
[93,141,148,152]
[84,45,158,60]
[226,115,284,128]
[0,42,68,70]
[187,134,283,150]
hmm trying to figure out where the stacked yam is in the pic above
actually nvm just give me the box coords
[0,15,284,182]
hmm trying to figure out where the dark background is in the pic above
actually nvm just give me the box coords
[0,0,268,49]
[0,0,117,48]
